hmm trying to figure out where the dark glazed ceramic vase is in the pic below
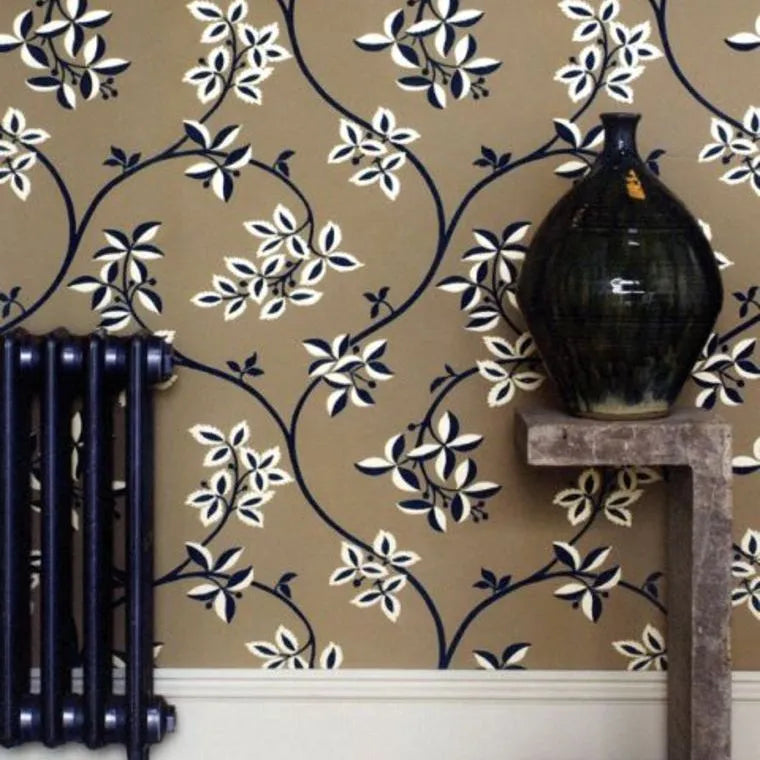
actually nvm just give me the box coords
[517,113,722,419]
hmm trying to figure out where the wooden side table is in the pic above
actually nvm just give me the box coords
[515,409,732,760]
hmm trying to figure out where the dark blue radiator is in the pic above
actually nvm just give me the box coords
[0,329,176,759]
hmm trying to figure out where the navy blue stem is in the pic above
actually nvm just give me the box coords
[173,353,289,440]
[648,0,745,131]
[250,581,317,667]
[0,152,77,333]
[717,312,760,345]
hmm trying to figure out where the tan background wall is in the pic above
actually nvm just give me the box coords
[0,0,758,669]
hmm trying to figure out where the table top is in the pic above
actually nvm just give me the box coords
[514,407,731,467]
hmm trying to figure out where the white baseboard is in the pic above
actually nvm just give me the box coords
[7,670,760,760]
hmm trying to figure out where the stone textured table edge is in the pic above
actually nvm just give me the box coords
[515,408,732,471]
[514,408,732,760]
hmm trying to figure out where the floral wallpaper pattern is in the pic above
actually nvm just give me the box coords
[0,0,758,670]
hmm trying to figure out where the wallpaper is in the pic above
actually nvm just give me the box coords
[0,0,758,670]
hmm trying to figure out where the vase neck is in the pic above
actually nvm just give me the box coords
[599,112,641,164]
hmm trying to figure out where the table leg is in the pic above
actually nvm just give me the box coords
[667,464,732,760]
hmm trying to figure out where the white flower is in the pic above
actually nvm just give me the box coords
[371,107,420,146]
[461,224,530,264]
[691,334,760,409]
[733,529,760,579]
[700,116,757,163]
[405,0,484,59]
[351,574,407,622]
[78,34,129,102]
[720,154,760,197]
[184,142,252,202]
[185,542,253,623]
[0,108,48,201]
[613,624,666,670]
[246,625,307,669]
[90,222,162,262]
[476,333,543,407]
[355,10,418,70]
[604,65,644,104]
[732,577,760,620]
[328,119,386,164]
[239,445,292,492]
[187,1,249,43]
[233,66,272,105]
[356,434,419,492]
[372,530,420,569]
[244,203,308,257]
[0,151,36,201]
[238,22,291,67]
[554,44,601,103]
[350,152,407,200]
[552,468,600,525]
[406,410,483,483]
[608,21,662,67]
[355,6,498,107]
[329,542,387,586]
[35,0,112,58]
[0,11,47,69]
[183,45,230,103]
[184,469,232,526]
[562,1,619,41]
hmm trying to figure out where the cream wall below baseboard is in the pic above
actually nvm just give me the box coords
[8,670,760,760]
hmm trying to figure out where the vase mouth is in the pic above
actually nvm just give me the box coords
[600,112,641,122]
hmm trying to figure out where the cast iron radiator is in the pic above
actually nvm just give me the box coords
[0,329,176,759]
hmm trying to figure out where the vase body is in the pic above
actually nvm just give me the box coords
[517,113,723,419]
